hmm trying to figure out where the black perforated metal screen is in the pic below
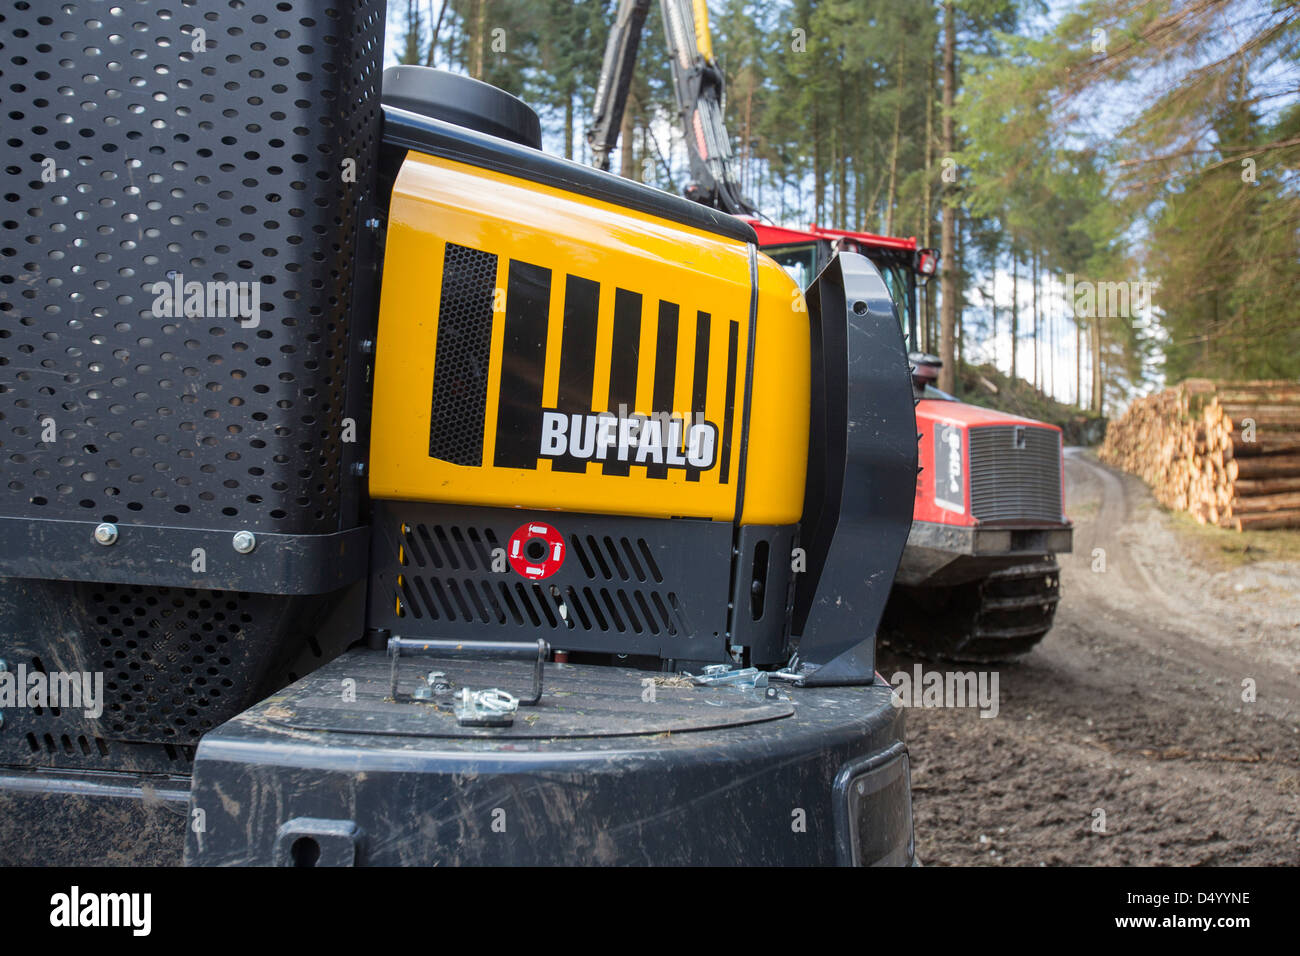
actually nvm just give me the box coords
[0,0,382,535]
[0,576,359,761]
[428,242,496,466]
[0,0,382,755]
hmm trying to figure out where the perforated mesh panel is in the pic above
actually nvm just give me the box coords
[428,242,497,466]
[94,584,260,739]
[0,578,352,758]
[0,0,383,533]
[0,1,382,770]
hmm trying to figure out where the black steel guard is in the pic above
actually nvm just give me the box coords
[790,252,919,685]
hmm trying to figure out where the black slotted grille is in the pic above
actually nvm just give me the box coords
[968,425,1063,523]
[428,243,497,466]
[569,533,665,584]
[369,501,733,662]
[395,522,688,637]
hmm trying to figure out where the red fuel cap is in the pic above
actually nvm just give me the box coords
[507,521,566,580]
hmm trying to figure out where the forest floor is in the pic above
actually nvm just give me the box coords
[880,448,1300,865]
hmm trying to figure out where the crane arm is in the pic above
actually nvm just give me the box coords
[587,0,755,215]
[587,0,653,172]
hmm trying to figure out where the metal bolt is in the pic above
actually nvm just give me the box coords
[232,530,256,554]
[360,338,375,355]
[427,671,452,694]
[93,523,118,546]
[351,462,367,478]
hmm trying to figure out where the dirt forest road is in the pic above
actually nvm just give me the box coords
[880,448,1300,865]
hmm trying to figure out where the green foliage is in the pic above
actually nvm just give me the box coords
[384,0,1299,404]
[959,0,1299,395]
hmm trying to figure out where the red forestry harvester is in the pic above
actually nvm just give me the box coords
[590,2,1073,661]
[755,224,1072,661]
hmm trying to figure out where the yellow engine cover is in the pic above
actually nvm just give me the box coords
[369,151,809,525]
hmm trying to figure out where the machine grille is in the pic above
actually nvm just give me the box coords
[0,0,383,534]
[427,243,497,465]
[394,522,689,637]
[0,578,351,762]
[0,0,382,773]
[968,425,1063,523]
[368,501,734,661]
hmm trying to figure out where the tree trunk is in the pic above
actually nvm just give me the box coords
[400,0,422,65]
[855,165,865,245]
[1048,298,1054,399]
[427,0,447,66]
[470,0,486,79]
[1090,317,1103,414]
[620,91,636,181]
[922,57,934,352]
[990,278,997,370]
[563,92,574,161]
[1010,243,1018,382]
[1031,247,1039,391]
[937,1,958,393]
[743,80,753,199]
[884,47,904,236]
[1076,317,1083,408]
[956,210,964,373]
[813,109,824,225]
[837,76,848,228]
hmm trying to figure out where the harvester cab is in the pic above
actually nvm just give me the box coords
[755,223,936,352]
[0,1,918,866]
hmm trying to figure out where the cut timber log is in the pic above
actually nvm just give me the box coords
[1219,405,1300,426]
[1231,437,1300,457]
[1230,491,1300,514]
[1099,379,1300,532]
[1234,477,1300,496]
[1233,509,1300,531]
[1230,455,1300,481]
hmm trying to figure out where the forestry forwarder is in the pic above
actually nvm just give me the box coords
[0,0,917,865]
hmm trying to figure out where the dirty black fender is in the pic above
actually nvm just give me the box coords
[182,651,913,866]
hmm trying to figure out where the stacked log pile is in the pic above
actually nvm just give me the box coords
[1099,380,1300,531]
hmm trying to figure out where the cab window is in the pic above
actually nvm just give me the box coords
[874,259,911,329]
[763,243,821,290]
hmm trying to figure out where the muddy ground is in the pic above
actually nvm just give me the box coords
[879,449,1300,866]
